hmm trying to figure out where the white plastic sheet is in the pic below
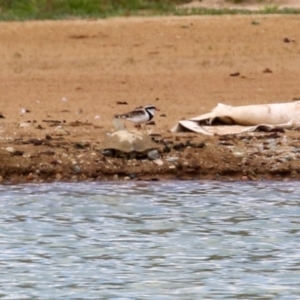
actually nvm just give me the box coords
[171,102,300,135]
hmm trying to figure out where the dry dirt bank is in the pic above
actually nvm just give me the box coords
[1,15,300,183]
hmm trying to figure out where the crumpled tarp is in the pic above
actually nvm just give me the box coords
[171,101,300,135]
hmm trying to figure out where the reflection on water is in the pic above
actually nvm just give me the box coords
[0,181,300,299]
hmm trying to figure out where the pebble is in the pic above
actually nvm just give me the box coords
[56,173,62,180]
[71,165,81,174]
[153,159,164,166]
[147,149,160,160]
[129,173,137,179]
[166,156,179,162]
[113,174,119,181]
[233,151,244,158]
[54,126,70,136]
[5,147,15,154]
[284,155,295,161]
[19,122,30,128]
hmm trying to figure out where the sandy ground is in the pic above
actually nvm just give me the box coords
[180,0,300,10]
[1,13,300,183]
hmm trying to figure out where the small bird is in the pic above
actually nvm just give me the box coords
[114,105,159,127]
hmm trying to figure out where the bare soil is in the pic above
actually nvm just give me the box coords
[1,13,300,183]
[179,0,300,10]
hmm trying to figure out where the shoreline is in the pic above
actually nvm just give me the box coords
[1,15,300,185]
[1,130,300,184]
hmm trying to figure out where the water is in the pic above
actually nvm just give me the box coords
[0,181,300,299]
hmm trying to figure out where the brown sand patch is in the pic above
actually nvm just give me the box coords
[1,16,300,183]
[179,0,300,10]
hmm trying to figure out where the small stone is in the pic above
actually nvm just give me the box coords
[20,108,30,114]
[233,151,244,158]
[0,176,3,182]
[169,165,176,169]
[27,173,34,181]
[173,143,185,151]
[56,173,62,180]
[71,165,81,174]
[230,72,240,77]
[45,134,52,140]
[263,68,272,73]
[113,174,119,181]
[124,176,130,181]
[129,173,137,179]
[5,147,15,154]
[163,145,171,153]
[166,157,179,162]
[19,122,30,128]
[285,155,295,161]
[153,159,164,166]
[54,126,70,136]
[102,149,114,157]
[147,149,160,160]
[196,142,205,148]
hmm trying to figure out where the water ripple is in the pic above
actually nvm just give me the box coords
[0,181,299,299]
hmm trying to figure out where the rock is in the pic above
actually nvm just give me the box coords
[45,134,52,140]
[233,151,244,158]
[101,130,159,159]
[54,126,70,136]
[19,122,30,128]
[20,108,30,114]
[153,159,164,166]
[263,68,272,73]
[129,173,137,179]
[173,143,185,151]
[147,149,160,160]
[163,145,171,153]
[5,147,15,154]
[196,142,205,148]
[166,156,179,162]
[71,165,81,174]
[230,72,240,77]
[56,173,62,180]
[5,147,23,156]
[113,174,119,181]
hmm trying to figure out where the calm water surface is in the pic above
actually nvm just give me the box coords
[0,181,300,299]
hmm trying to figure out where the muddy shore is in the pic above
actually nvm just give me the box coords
[1,15,300,183]
[1,128,300,184]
